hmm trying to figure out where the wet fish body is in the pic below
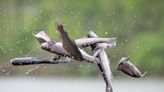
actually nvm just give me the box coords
[117,57,147,78]
[56,21,83,61]
[88,31,113,92]
[99,51,113,92]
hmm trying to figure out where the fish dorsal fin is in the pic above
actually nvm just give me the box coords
[125,56,130,61]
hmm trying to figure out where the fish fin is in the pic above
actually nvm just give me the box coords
[141,71,147,77]
[125,56,130,61]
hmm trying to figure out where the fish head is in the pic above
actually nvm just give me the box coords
[117,57,129,70]
[117,57,145,77]
[117,57,135,76]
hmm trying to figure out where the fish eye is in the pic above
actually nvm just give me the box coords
[119,62,123,65]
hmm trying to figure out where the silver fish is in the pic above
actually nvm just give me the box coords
[88,31,113,92]
[33,31,51,44]
[117,57,147,77]
[75,37,116,48]
[99,51,113,92]
[55,21,84,61]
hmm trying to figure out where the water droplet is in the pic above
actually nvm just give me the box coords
[71,56,74,59]
[105,32,108,35]
[64,5,66,8]
[0,67,5,72]
[35,18,38,22]
[25,46,40,57]
[4,14,7,16]
[43,66,47,69]
[25,65,41,75]
[0,45,4,53]
[19,51,22,54]
[25,37,28,40]
[125,39,128,42]
[136,45,139,48]
[147,48,150,51]
[9,48,13,51]
[87,65,90,68]
[16,41,19,44]
[39,10,42,13]
[6,71,11,76]
[25,72,29,75]
[23,27,26,30]
[0,45,6,53]
[121,42,124,45]
[79,64,83,67]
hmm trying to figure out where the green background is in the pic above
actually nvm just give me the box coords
[0,0,163,78]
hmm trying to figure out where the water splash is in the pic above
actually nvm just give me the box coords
[0,67,6,73]
[0,45,6,53]
[24,65,42,75]
[0,63,10,68]
[6,70,11,76]
[25,46,40,57]
[0,63,11,75]
[42,65,47,69]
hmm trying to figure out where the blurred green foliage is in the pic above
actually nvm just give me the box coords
[0,0,163,77]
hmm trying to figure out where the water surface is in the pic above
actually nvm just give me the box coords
[0,77,163,92]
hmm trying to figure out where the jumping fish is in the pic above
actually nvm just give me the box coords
[55,20,84,61]
[88,31,113,92]
[117,57,147,77]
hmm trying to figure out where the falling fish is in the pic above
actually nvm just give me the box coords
[99,51,113,92]
[88,31,113,92]
[117,57,147,78]
[10,57,61,66]
[55,20,84,61]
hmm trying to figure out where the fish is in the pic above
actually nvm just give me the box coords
[10,57,59,65]
[33,31,51,44]
[117,57,147,78]
[75,37,116,48]
[33,31,117,54]
[88,31,113,92]
[99,51,113,92]
[55,21,84,61]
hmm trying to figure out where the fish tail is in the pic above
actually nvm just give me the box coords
[141,71,147,77]
[106,85,113,92]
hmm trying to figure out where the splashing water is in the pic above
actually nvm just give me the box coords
[0,45,6,53]
[24,65,42,75]
[25,46,40,57]
[0,67,6,73]
[0,63,10,69]
[6,70,11,76]
[0,63,11,75]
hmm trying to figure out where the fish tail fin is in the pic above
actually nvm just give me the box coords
[141,71,147,77]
